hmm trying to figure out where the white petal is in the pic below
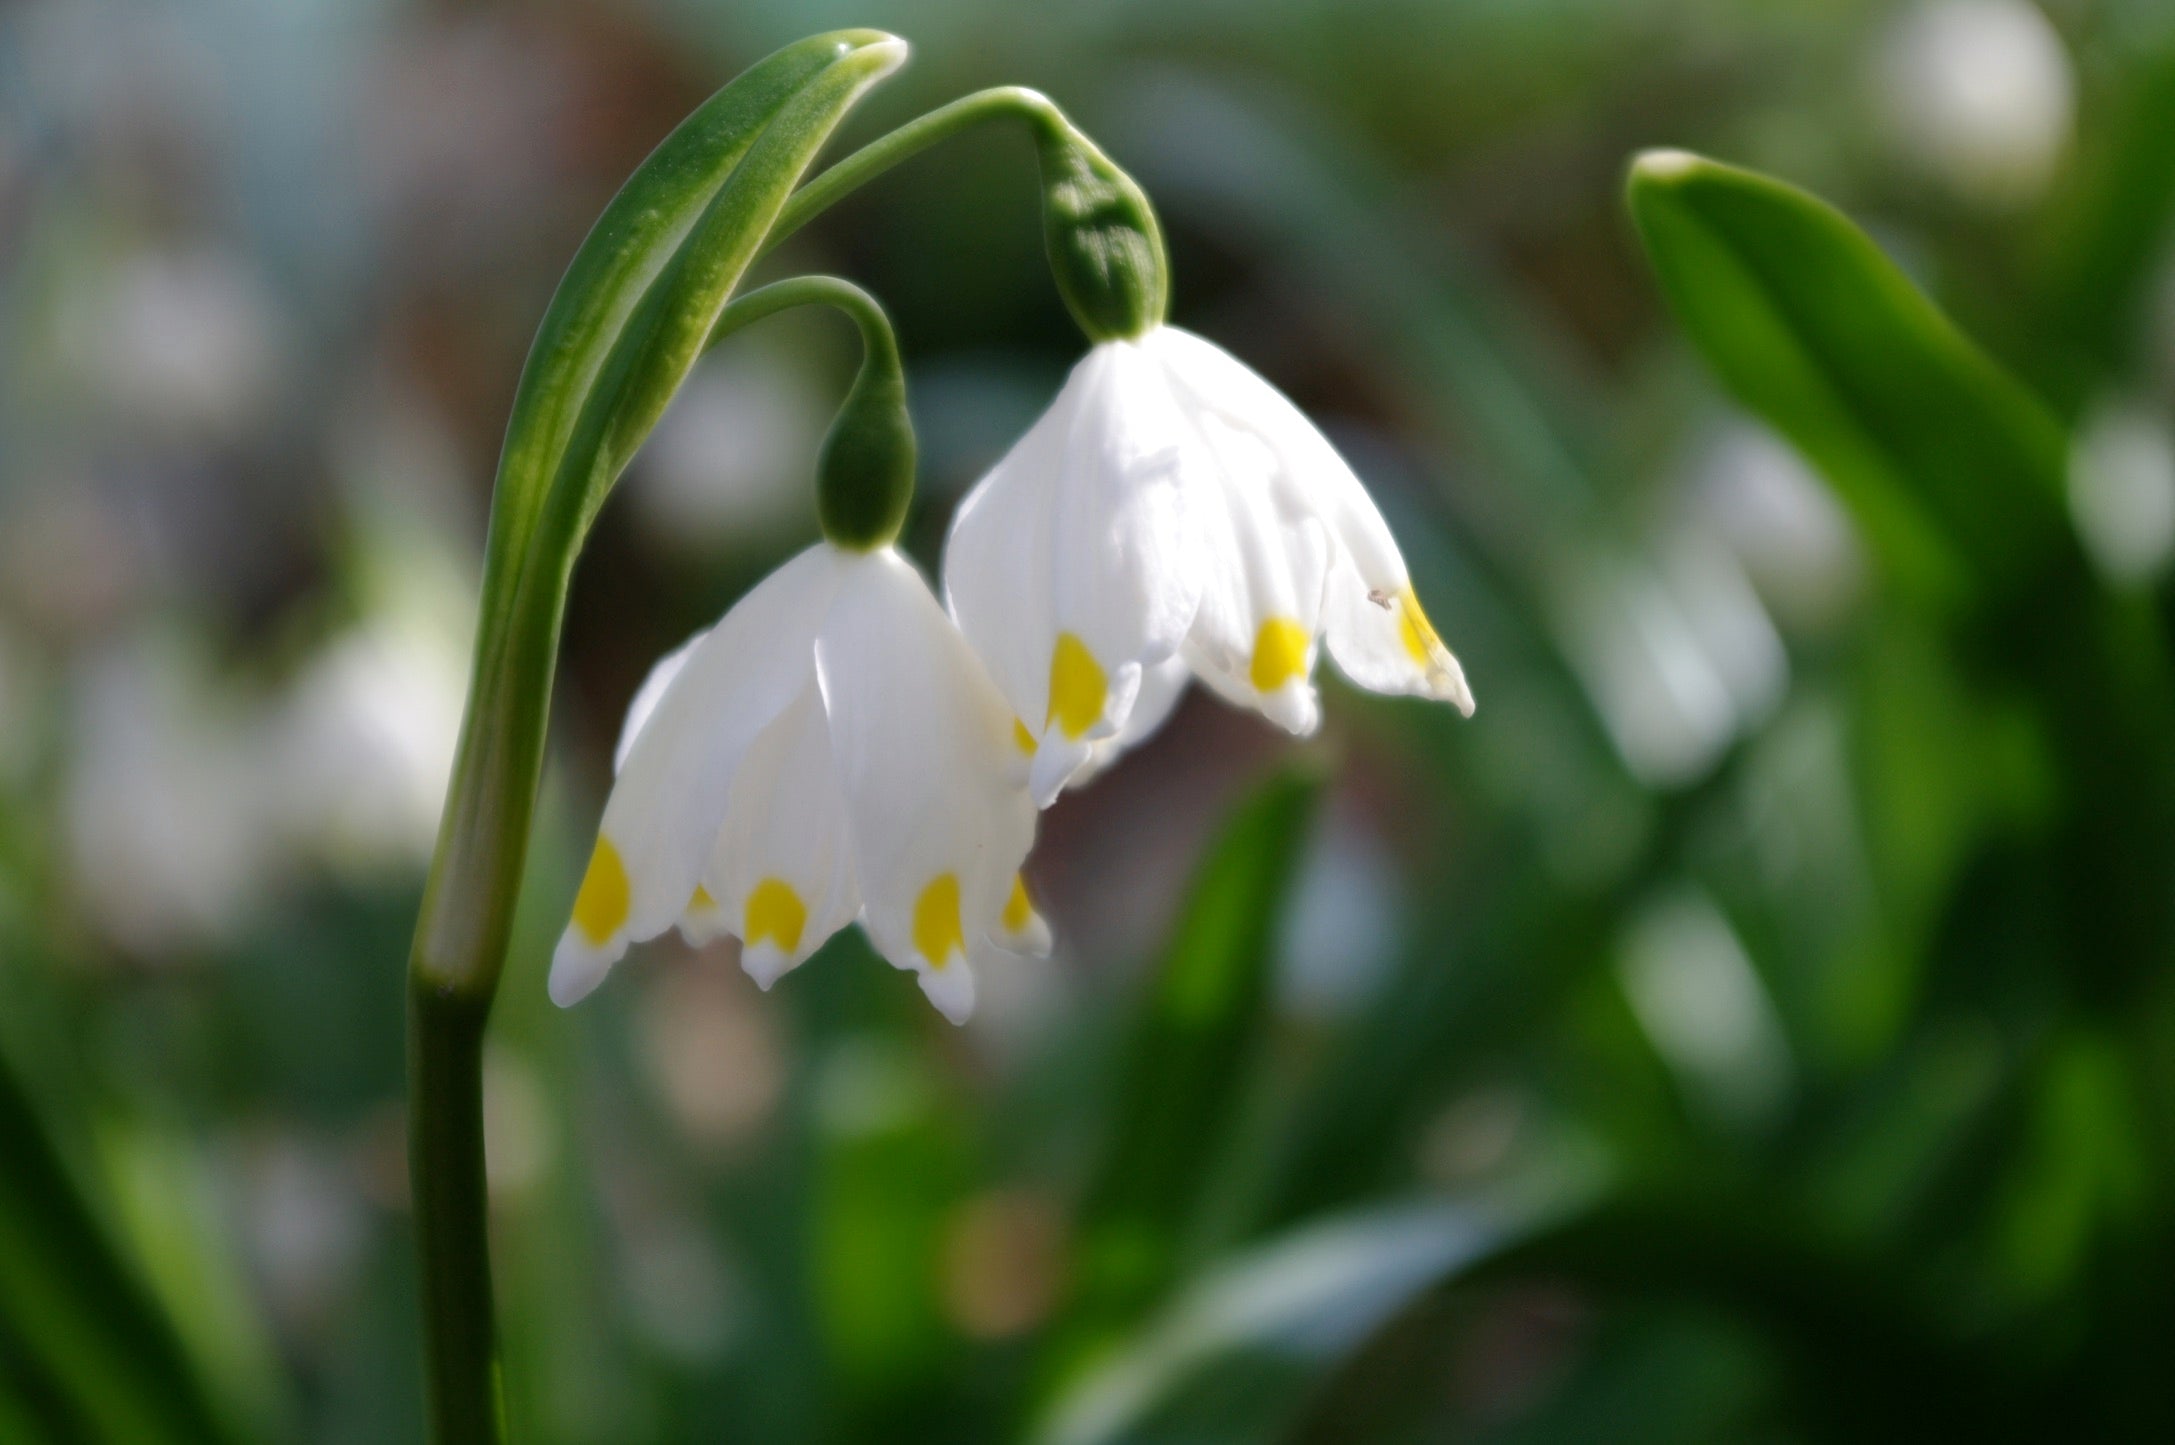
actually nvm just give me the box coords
[1320,563,1474,713]
[1173,402,1334,735]
[944,341,1204,788]
[917,954,977,1025]
[700,679,859,989]
[548,545,842,1005]
[817,549,1036,1023]
[986,873,1054,957]
[1151,326,1472,713]
[1071,651,1189,788]
[613,627,704,774]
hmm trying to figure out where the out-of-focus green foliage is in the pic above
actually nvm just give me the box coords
[8,2,2175,1442]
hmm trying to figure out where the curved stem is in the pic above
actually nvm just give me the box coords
[764,86,1068,252]
[705,273,898,365]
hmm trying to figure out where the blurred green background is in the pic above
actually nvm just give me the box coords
[6,0,2175,1440]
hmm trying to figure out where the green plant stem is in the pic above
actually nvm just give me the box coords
[406,991,502,1443]
[705,274,896,358]
[764,86,1069,251]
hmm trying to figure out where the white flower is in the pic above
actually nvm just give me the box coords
[549,543,1046,1024]
[944,324,1472,805]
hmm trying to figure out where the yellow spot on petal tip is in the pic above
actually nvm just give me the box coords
[571,837,631,946]
[690,884,716,911]
[1013,718,1038,755]
[1249,616,1312,693]
[1046,632,1107,740]
[744,878,807,954]
[1396,587,1444,667]
[913,874,965,969]
[1003,875,1033,934]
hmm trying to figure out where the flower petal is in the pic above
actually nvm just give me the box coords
[1151,326,1472,714]
[817,550,1036,1023]
[1173,402,1334,735]
[549,544,841,1006]
[699,679,859,989]
[945,340,1204,800]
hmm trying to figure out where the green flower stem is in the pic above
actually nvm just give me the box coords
[706,277,915,547]
[704,272,896,360]
[769,86,1169,339]
[765,86,1071,251]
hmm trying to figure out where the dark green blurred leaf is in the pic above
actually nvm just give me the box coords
[1067,769,1322,1342]
[0,1050,244,1445]
[1627,150,2070,605]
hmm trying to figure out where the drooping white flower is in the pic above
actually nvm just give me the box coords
[549,542,1046,1024]
[944,324,1471,805]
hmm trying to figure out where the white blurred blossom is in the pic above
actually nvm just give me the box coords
[2069,399,2175,587]
[64,634,273,956]
[234,1131,369,1337]
[1692,421,1862,630]
[1873,0,2074,208]
[56,247,283,436]
[631,347,830,549]
[270,611,466,872]
[1618,889,1793,1129]
[1560,528,1786,789]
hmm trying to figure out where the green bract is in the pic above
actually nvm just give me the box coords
[1036,121,1171,342]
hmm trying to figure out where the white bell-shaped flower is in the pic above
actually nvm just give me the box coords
[945,324,1473,805]
[549,542,1045,1024]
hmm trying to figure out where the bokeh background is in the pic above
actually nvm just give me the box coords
[6,0,2175,1440]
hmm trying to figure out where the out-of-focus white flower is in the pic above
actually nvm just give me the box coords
[272,614,466,872]
[1561,527,1786,790]
[632,346,830,549]
[944,325,1472,807]
[550,543,1043,1024]
[65,635,272,955]
[1692,421,1863,631]
[58,247,282,435]
[2068,399,2175,587]
[1872,0,2073,208]
[1617,889,1793,1130]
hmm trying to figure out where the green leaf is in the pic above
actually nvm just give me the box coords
[1066,769,1321,1344]
[1626,150,2070,606]
[0,1052,242,1445]
[472,29,900,675]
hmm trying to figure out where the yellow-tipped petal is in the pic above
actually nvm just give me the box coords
[913,874,965,968]
[1249,616,1311,693]
[571,837,631,946]
[1002,875,1033,933]
[1047,632,1107,739]
[1396,588,1444,667]
[744,877,808,954]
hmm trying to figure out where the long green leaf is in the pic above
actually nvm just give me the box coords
[1066,769,1321,1349]
[472,31,891,681]
[1626,150,2070,606]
